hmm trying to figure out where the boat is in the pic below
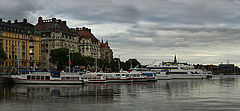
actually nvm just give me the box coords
[146,55,213,79]
[104,73,134,83]
[128,68,154,81]
[82,73,107,83]
[154,71,172,80]
[147,63,212,79]
[11,71,85,85]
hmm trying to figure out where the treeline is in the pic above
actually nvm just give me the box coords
[50,48,141,72]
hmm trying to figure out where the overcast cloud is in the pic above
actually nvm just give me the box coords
[1,0,240,65]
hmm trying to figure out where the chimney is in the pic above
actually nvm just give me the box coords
[88,29,91,32]
[57,19,61,23]
[62,21,66,25]
[23,18,27,23]
[7,20,11,24]
[0,18,2,22]
[14,19,18,23]
[52,18,56,23]
[38,17,43,23]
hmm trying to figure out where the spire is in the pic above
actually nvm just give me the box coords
[106,40,108,45]
[174,54,177,64]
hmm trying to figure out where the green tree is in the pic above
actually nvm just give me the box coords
[0,48,7,62]
[49,48,69,70]
[123,59,141,71]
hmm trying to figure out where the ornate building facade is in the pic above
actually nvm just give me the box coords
[0,18,41,69]
[76,27,100,59]
[100,40,113,62]
[35,17,79,69]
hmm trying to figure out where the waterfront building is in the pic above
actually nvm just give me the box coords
[35,17,79,69]
[100,40,113,62]
[76,27,100,59]
[218,63,237,75]
[0,18,41,69]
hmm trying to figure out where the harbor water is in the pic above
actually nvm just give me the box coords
[1,75,240,111]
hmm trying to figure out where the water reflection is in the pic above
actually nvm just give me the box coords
[0,76,240,111]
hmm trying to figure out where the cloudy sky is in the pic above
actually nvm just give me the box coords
[1,0,240,65]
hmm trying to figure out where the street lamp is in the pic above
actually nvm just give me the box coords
[68,48,73,72]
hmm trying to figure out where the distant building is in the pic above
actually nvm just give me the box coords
[76,27,100,59]
[218,63,236,74]
[100,40,113,62]
[0,18,41,69]
[35,17,79,69]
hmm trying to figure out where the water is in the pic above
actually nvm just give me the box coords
[1,75,240,111]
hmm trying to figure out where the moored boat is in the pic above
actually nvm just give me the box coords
[83,73,107,83]
[104,73,134,83]
[11,71,84,85]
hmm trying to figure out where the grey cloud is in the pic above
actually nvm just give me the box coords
[0,0,46,22]
[2,0,240,65]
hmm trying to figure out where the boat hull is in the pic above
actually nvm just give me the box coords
[133,77,148,82]
[156,75,172,80]
[87,79,108,83]
[170,74,203,79]
[12,79,84,85]
[107,78,133,83]
[147,77,157,81]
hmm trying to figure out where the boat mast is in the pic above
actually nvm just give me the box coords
[69,49,71,72]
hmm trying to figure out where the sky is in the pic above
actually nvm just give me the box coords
[1,0,240,66]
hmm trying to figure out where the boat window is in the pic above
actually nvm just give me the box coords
[126,74,129,77]
[137,74,140,77]
[166,72,169,75]
[45,76,50,80]
[116,74,120,76]
[27,76,31,80]
[36,76,40,79]
[66,77,70,80]
[61,77,66,80]
[32,76,36,80]
[41,76,45,80]
[74,77,79,80]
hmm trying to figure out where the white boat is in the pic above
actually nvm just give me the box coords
[11,71,85,85]
[104,73,134,83]
[128,70,148,82]
[83,72,134,83]
[128,68,157,81]
[154,71,172,80]
[147,63,212,79]
[82,73,107,83]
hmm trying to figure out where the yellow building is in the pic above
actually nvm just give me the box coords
[0,19,41,69]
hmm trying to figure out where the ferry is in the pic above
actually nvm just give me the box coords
[82,73,107,83]
[83,72,134,83]
[103,73,134,83]
[147,63,212,79]
[129,68,157,81]
[146,55,213,79]
[11,71,85,85]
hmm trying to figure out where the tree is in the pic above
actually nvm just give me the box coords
[123,59,141,71]
[0,48,7,63]
[49,48,69,70]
